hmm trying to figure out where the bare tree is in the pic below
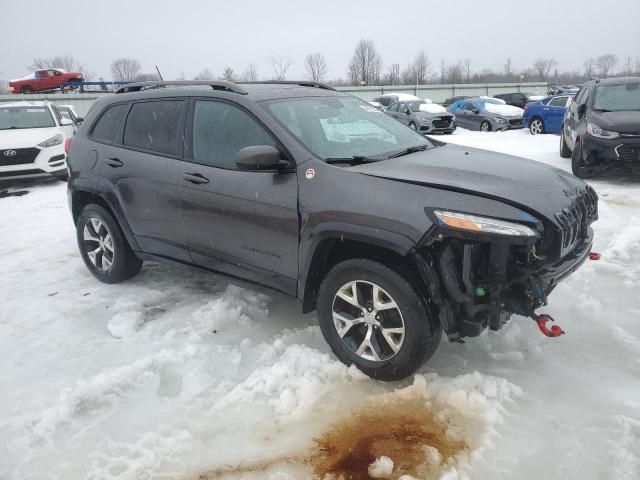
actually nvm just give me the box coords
[532,58,557,81]
[504,57,514,77]
[134,72,160,82]
[463,58,472,83]
[387,63,400,85]
[76,63,95,82]
[623,57,634,76]
[241,63,259,82]
[193,68,214,80]
[439,59,446,84]
[407,50,431,85]
[304,53,328,82]
[29,54,75,71]
[596,54,618,77]
[636,57,640,76]
[268,54,293,81]
[111,58,142,82]
[446,61,465,83]
[583,57,596,79]
[221,66,235,82]
[347,39,382,86]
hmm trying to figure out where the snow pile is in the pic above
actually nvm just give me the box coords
[419,103,448,114]
[528,95,545,101]
[368,456,394,478]
[107,311,144,338]
[483,103,524,116]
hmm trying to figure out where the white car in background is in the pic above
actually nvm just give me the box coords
[0,101,74,181]
[370,92,422,107]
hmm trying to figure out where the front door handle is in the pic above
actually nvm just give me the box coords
[104,157,123,168]
[183,172,210,184]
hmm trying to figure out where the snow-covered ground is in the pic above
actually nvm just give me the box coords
[1,129,639,479]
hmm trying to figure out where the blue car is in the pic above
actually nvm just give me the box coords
[522,94,573,135]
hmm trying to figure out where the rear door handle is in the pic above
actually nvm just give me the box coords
[183,172,210,184]
[104,157,123,168]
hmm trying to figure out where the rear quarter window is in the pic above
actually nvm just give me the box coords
[91,104,129,144]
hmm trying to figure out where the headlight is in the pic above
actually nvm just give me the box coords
[495,118,506,123]
[434,210,538,237]
[38,134,63,148]
[587,123,620,139]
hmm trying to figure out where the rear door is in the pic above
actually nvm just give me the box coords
[180,98,299,294]
[95,99,190,261]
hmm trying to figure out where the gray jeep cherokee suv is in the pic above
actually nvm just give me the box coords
[67,80,597,380]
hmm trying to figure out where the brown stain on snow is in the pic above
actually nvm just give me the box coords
[196,396,466,479]
[308,397,466,479]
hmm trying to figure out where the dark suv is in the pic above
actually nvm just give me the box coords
[67,80,598,381]
[560,77,640,177]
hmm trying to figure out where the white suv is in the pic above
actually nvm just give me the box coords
[0,101,75,181]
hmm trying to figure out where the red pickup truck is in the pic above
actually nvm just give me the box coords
[9,69,83,94]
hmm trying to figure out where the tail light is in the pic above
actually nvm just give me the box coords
[64,137,72,154]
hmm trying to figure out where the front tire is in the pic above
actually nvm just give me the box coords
[20,85,34,94]
[317,259,441,381]
[480,120,492,132]
[76,204,142,283]
[560,126,572,158]
[408,122,417,130]
[571,139,595,179]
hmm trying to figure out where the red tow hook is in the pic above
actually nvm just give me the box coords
[588,251,601,261]
[531,313,565,337]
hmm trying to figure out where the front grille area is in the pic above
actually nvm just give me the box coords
[432,117,453,129]
[555,189,598,255]
[0,147,40,166]
[0,168,45,178]
[509,119,522,126]
[616,144,640,162]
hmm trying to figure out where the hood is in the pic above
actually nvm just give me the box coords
[417,111,453,119]
[0,127,61,148]
[589,110,640,134]
[484,103,524,117]
[350,143,589,222]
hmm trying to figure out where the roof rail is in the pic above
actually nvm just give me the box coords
[115,80,248,95]
[238,80,336,91]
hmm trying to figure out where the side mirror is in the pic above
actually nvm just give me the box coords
[75,117,84,125]
[577,103,587,115]
[60,117,74,126]
[235,145,285,171]
[405,110,411,115]
[472,108,479,114]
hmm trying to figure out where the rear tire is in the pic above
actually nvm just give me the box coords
[317,258,442,381]
[529,117,545,135]
[560,126,572,158]
[76,204,142,284]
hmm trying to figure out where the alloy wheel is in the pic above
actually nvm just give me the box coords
[530,119,543,135]
[331,280,405,362]
[83,217,115,272]
[481,121,490,132]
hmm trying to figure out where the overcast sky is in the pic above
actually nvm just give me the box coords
[2,0,639,81]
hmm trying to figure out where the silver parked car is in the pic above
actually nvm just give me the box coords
[386,99,456,134]
[448,97,524,132]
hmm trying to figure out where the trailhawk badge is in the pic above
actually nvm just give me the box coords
[305,168,316,179]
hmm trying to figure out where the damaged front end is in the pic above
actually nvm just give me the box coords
[412,187,599,342]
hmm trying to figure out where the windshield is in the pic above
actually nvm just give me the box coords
[263,96,431,160]
[593,83,640,111]
[407,101,426,112]
[0,106,56,130]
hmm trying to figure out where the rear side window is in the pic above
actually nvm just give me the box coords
[123,100,185,155]
[91,104,128,143]
[191,100,276,169]
[549,96,569,107]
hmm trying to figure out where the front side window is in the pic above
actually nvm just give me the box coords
[387,102,399,112]
[549,96,569,107]
[192,100,276,169]
[124,100,185,155]
[0,106,55,130]
[593,83,640,111]
[91,104,129,143]
[264,96,431,160]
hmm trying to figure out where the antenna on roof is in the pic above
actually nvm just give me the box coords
[155,65,164,81]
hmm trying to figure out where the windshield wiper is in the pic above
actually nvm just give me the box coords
[325,155,380,165]
[388,144,429,159]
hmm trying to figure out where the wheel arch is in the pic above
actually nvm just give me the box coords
[300,227,425,314]
[71,189,140,252]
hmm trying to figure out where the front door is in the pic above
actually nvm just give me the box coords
[180,98,299,294]
[545,96,570,132]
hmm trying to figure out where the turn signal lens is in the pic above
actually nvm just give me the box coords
[434,210,538,237]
